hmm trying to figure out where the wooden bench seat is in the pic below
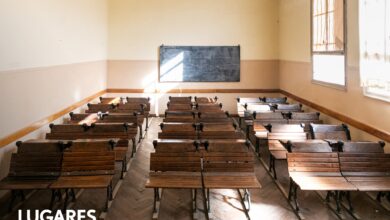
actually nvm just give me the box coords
[86,103,149,130]
[203,172,260,189]
[199,122,237,132]
[158,122,197,139]
[163,111,195,123]
[49,141,115,211]
[274,104,303,113]
[100,97,123,104]
[262,96,288,104]
[202,139,250,152]
[244,103,273,113]
[262,124,308,179]
[340,141,385,153]
[126,97,151,111]
[167,102,193,111]
[0,140,64,211]
[145,152,202,219]
[153,139,198,152]
[310,124,351,150]
[237,97,262,104]
[287,152,357,212]
[199,131,245,140]
[168,96,192,104]
[147,172,202,189]
[86,103,117,113]
[202,150,261,218]
[198,122,244,140]
[196,103,223,112]
[288,112,322,132]
[195,96,218,104]
[340,153,390,191]
[69,112,144,142]
[46,123,136,178]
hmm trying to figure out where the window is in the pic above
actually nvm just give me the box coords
[359,0,390,102]
[311,0,346,87]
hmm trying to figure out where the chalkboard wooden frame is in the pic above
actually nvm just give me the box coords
[159,45,240,82]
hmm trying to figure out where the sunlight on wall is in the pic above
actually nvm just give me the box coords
[160,52,184,82]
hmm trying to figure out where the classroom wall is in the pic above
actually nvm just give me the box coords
[0,0,108,187]
[278,0,390,151]
[0,0,108,138]
[107,0,279,90]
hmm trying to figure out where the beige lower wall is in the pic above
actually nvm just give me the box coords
[107,60,279,90]
[280,60,390,152]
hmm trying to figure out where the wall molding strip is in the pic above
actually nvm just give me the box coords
[280,89,390,142]
[0,89,107,148]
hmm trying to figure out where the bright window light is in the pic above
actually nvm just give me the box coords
[313,54,345,86]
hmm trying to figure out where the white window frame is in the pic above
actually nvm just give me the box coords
[311,0,348,90]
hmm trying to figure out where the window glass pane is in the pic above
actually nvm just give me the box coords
[312,0,344,52]
[359,0,390,101]
[313,54,345,85]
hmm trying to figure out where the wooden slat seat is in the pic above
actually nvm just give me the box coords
[285,140,332,153]
[198,111,228,119]
[146,152,202,218]
[262,97,288,104]
[340,141,385,153]
[46,123,136,178]
[197,112,231,123]
[202,151,261,217]
[100,97,123,104]
[126,97,151,111]
[249,112,288,145]
[196,103,223,112]
[49,141,115,211]
[86,103,117,113]
[117,103,147,113]
[0,140,64,182]
[287,152,357,212]
[0,140,65,211]
[199,131,245,140]
[153,139,198,153]
[203,173,261,189]
[167,103,193,111]
[266,124,307,179]
[69,112,144,142]
[274,104,303,113]
[310,123,351,144]
[202,139,250,153]
[168,96,192,104]
[158,122,197,139]
[244,103,273,112]
[237,97,262,104]
[50,175,113,189]
[195,96,218,104]
[147,172,202,189]
[68,112,99,124]
[339,153,390,192]
[199,122,236,132]
[288,112,322,132]
[163,111,195,123]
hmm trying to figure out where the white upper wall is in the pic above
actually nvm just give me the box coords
[0,0,108,71]
[108,0,279,60]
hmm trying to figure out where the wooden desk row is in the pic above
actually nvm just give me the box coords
[0,96,151,213]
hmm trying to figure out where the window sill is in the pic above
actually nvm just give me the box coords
[363,90,390,103]
[311,80,347,91]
